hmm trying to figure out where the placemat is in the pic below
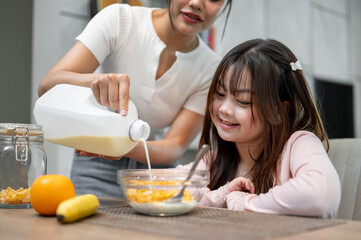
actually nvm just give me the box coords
[86,205,344,240]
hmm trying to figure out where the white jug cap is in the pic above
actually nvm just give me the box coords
[129,119,150,142]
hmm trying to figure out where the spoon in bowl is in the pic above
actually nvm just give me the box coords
[166,144,210,203]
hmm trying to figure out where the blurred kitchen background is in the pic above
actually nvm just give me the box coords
[1,0,361,178]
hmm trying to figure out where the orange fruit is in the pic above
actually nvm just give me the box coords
[30,174,76,216]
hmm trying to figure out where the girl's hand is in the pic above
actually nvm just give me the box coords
[227,177,255,194]
[75,149,122,161]
[90,73,130,116]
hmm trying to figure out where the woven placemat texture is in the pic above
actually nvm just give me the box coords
[86,205,344,240]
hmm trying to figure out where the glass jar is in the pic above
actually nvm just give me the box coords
[0,123,47,208]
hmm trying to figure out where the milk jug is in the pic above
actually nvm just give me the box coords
[33,84,150,157]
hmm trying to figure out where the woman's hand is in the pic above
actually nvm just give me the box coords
[39,42,131,117]
[90,73,130,116]
[226,177,255,194]
[75,149,122,161]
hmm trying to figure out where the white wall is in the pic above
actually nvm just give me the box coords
[32,0,90,177]
[32,0,361,176]
[216,0,361,137]
[350,0,361,138]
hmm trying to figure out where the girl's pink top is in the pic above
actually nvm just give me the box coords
[176,131,341,218]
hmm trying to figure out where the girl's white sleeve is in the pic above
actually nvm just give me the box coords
[226,132,341,218]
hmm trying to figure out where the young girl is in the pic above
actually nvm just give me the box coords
[180,39,341,218]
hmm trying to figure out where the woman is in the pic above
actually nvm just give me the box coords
[38,0,232,197]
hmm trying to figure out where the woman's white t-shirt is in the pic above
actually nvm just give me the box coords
[76,4,221,131]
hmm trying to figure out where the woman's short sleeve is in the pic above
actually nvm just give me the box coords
[76,4,131,64]
[183,62,216,115]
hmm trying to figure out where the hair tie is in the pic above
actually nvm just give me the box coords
[290,60,302,71]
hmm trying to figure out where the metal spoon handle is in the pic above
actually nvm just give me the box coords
[166,144,210,203]
[183,144,209,183]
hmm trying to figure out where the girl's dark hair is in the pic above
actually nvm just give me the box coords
[199,39,329,194]
[168,0,232,38]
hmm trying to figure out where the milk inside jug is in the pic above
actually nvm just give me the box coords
[33,84,150,157]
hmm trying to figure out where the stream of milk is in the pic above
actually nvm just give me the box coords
[139,138,153,182]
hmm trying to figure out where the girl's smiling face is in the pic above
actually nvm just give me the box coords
[210,68,264,147]
[170,0,225,36]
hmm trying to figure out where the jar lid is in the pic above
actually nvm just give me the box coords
[0,123,43,136]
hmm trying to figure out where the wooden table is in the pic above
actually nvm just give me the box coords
[1,198,360,240]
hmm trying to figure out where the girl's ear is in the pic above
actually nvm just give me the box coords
[283,101,290,113]
[275,101,290,124]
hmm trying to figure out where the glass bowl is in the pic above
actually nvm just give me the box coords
[117,169,209,216]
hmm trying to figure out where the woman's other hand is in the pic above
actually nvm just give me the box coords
[75,149,122,161]
[90,73,130,116]
[227,177,255,194]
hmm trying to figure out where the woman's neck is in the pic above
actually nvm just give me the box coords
[152,9,199,53]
